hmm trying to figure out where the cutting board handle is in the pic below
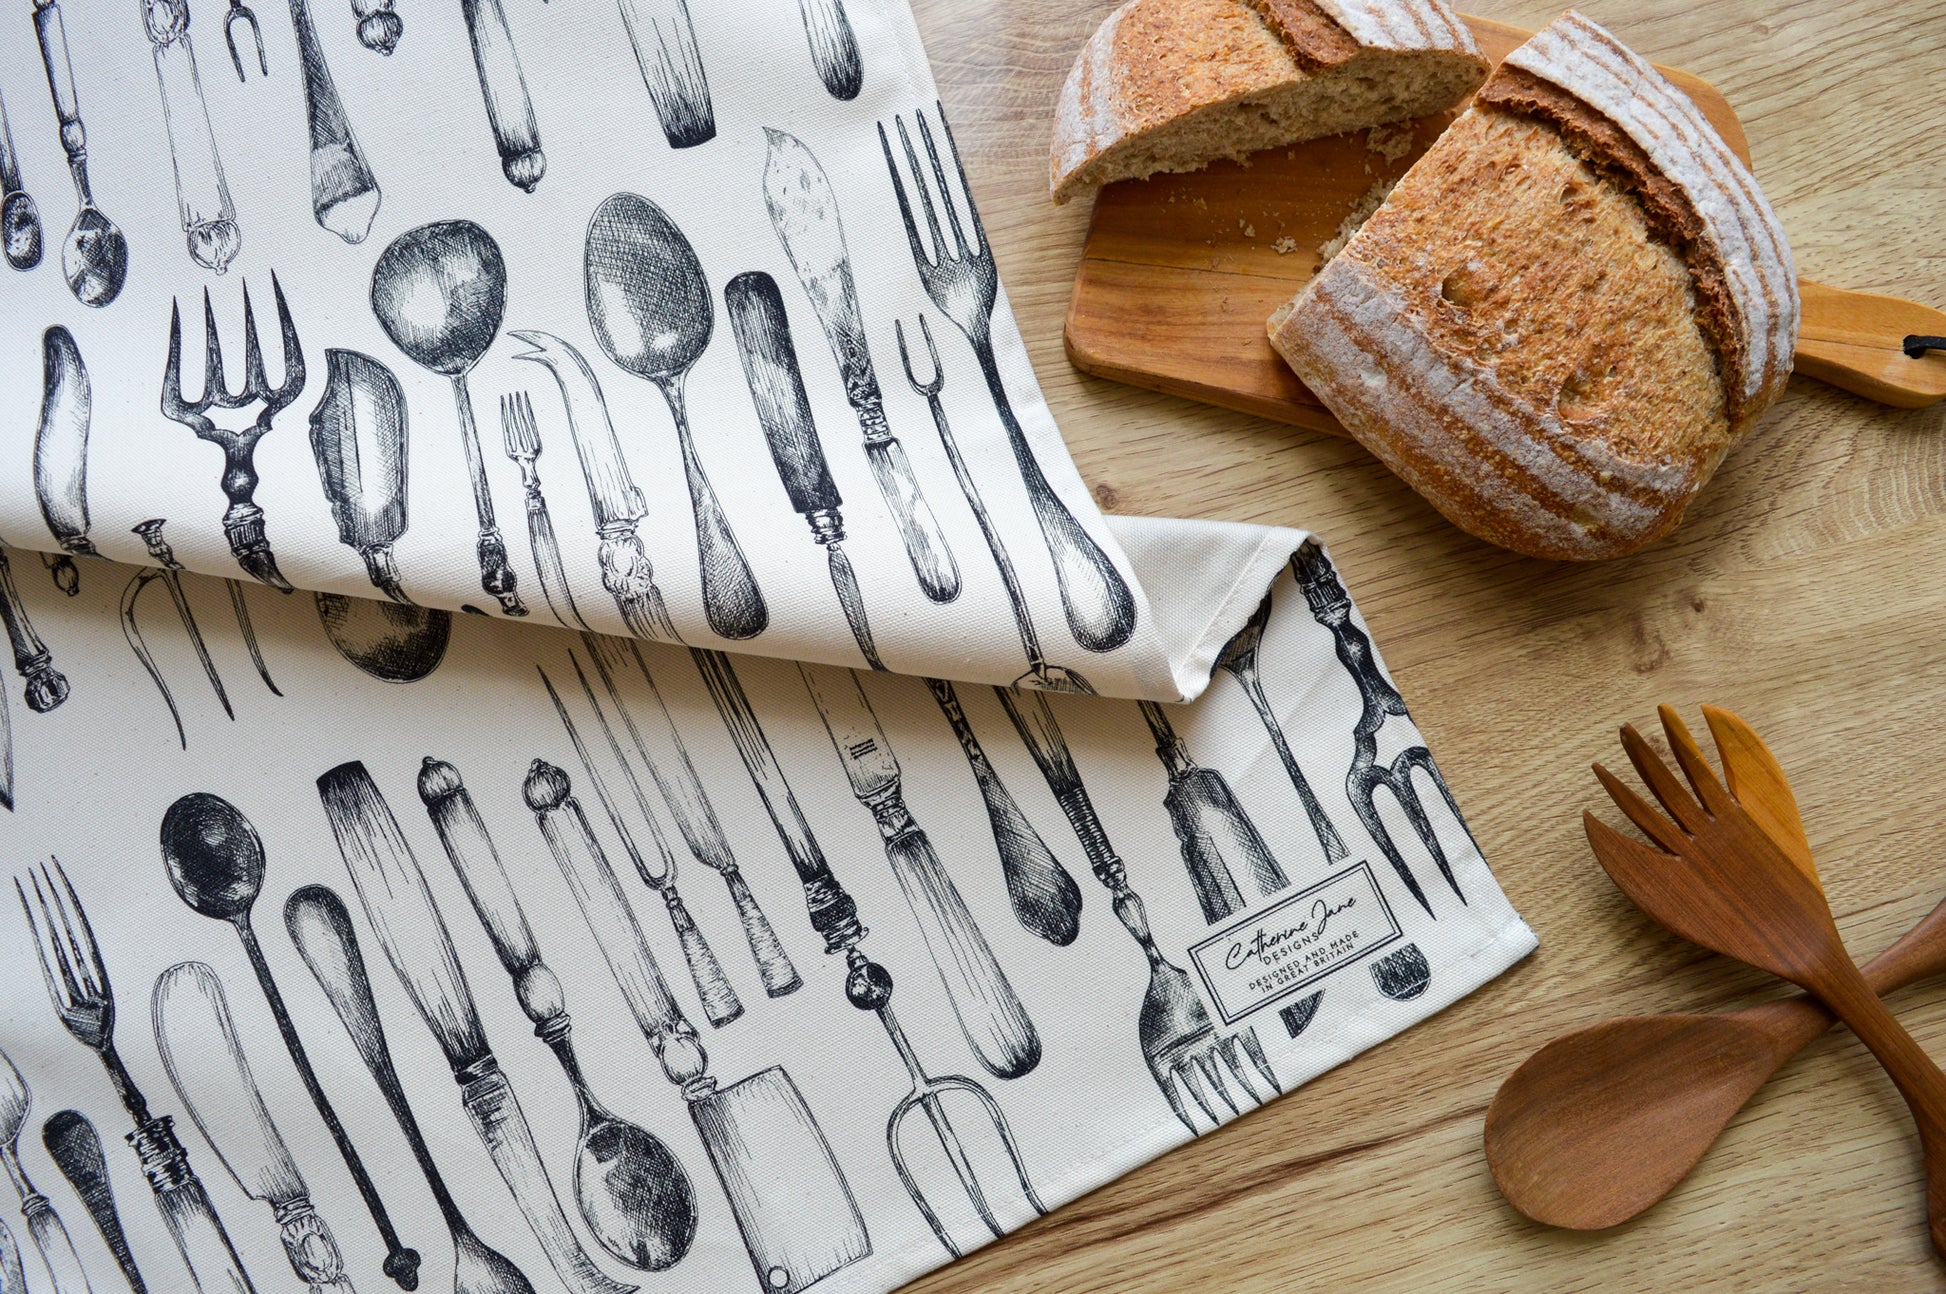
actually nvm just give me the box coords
[1795,279,1946,409]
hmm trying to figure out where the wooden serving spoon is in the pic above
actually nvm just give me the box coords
[1487,707,1946,1229]
[1584,706,1946,1257]
[1066,15,1946,428]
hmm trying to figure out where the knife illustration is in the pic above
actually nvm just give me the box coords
[512,331,682,642]
[762,128,960,605]
[317,763,635,1294]
[726,270,883,669]
[34,326,94,596]
[799,665,1040,1079]
[152,962,356,1294]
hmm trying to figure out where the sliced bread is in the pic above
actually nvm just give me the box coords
[1268,10,1798,560]
[1050,0,1490,204]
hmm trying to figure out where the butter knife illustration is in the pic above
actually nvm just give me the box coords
[152,963,356,1294]
[35,326,94,596]
[726,271,882,669]
[318,763,636,1294]
[762,129,960,604]
[512,331,681,642]
[800,665,1040,1079]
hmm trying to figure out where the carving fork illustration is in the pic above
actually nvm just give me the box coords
[161,275,304,593]
[122,519,280,749]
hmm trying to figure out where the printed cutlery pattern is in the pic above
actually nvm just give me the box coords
[0,12,1508,1288]
[0,585,1482,1289]
[417,756,698,1271]
[151,961,357,1294]
[138,0,241,273]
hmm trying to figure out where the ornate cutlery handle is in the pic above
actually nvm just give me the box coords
[350,0,401,53]
[139,0,240,272]
[30,0,93,201]
[419,757,575,1045]
[0,549,68,712]
[127,1117,259,1294]
[201,427,293,592]
[528,761,695,1052]
[595,526,678,640]
[513,470,584,629]
[971,342,1135,653]
[452,381,526,616]
[458,0,541,190]
[272,1196,354,1294]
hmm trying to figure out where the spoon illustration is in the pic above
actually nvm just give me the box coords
[286,886,538,1294]
[0,85,42,270]
[418,757,696,1270]
[584,193,766,640]
[316,593,452,683]
[32,0,126,305]
[372,221,527,616]
[160,792,422,1289]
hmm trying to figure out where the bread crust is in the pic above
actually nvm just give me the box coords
[1267,11,1798,561]
[1500,11,1797,420]
[1050,0,1486,202]
[1271,107,1735,559]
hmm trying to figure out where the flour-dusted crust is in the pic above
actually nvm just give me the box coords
[1309,0,1476,52]
[1050,0,1487,203]
[1267,12,1798,562]
[1499,10,1798,419]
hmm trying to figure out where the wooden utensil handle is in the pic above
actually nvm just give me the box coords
[1813,963,1946,1256]
[1795,280,1946,409]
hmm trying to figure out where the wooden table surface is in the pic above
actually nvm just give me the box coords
[901,1,1946,1289]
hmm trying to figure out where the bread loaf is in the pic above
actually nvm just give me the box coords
[1051,0,1489,204]
[1268,10,1798,560]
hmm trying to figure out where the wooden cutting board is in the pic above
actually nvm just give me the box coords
[1062,15,1946,434]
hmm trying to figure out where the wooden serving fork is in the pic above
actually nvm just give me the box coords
[1583,706,1946,1256]
[1489,707,1946,1227]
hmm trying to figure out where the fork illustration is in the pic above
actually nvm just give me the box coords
[993,687,1279,1132]
[16,859,260,1293]
[224,0,267,80]
[881,103,1137,655]
[501,391,591,631]
[1293,541,1471,916]
[162,275,304,592]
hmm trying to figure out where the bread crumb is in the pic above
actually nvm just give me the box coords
[1366,124,1414,162]
[1273,236,1299,254]
[1317,179,1395,265]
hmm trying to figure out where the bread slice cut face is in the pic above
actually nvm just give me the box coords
[1051,0,1490,204]
[1269,10,1799,560]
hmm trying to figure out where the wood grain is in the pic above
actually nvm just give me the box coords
[1062,14,1946,430]
[903,0,1946,1288]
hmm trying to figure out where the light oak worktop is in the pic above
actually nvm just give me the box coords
[903,1,1946,1288]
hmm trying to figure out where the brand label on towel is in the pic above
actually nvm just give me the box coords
[1188,861,1403,1024]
